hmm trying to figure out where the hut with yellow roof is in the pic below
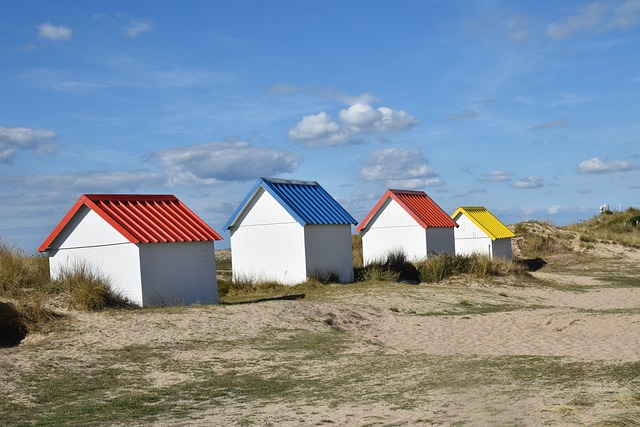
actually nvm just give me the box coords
[451,207,515,261]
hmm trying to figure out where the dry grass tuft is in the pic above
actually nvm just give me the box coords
[417,253,527,283]
[54,262,133,311]
[567,207,640,247]
[0,240,52,297]
[355,250,420,283]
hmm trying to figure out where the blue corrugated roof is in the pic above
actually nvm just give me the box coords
[225,177,357,229]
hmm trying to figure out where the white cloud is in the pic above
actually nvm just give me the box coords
[360,148,436,184]
[287,112,351,147]
[38,23,72,41]
[387,178,445,189]
[373,107,420,132]
[511,176,544,188]
[548,205,570,215]
[18,171,164,192]
[578,157,635,173]
[125,19,153,38]
[0,127,57,163]
[339,104,380,130]
[546,0,640,41]
[152,141,302,185]
[288,104,419,147]
[480,170,514,183]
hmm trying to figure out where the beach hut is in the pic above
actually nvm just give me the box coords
[225,177,357,285]
[451,206,515,261]
[38,194,222,306]
[356,189,457,265]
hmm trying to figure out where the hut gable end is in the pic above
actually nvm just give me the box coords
[38,194,222,307]
[226,177,357,285]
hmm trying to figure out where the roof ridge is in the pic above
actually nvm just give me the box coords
[261,177,319,186]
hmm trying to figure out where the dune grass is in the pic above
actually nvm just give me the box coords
[0,242,135,344]
[566,207,640,247]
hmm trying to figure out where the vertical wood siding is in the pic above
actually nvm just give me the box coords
[139,241,217,305]
[229,189,307,284]
[452,213,492,257]
[53,206,129,249]
[491,238,513,261]
[49,242,143,305]
[304,224,354,282]
[425,227,456,255]
[48,208,143,304]
[361,199,428,264]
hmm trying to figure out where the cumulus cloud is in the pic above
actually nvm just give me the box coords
[480,170,514,183]
[288,104,419,148]
[511,176,544,189]
[152,141,302,185]
[125,19,153,37]
[578,157,635,173]
[287,112,352,147]
[360,148,436,185]
[38,23,72,41]
[546,0,640,41]
[0,127,57,163]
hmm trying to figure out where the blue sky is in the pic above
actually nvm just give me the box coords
[2,0,639,251]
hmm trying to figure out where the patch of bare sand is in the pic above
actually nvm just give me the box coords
[4,263,640,426]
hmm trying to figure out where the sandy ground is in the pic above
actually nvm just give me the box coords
[2,242,640,426]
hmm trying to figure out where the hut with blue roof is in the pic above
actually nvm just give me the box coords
[225,177,357,285]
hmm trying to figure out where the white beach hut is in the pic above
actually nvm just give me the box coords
[225,177,357,285]
[451,206,515,261]
[38,194,222,306]
[356,189,457,265]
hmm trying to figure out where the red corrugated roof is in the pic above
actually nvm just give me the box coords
[356,189,457,232]
[38,194,222,252]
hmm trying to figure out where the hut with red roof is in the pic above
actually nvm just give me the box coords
[356,189,457,265]
[39,194,222,306]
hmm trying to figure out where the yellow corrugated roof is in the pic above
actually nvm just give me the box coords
[451,206,515,240]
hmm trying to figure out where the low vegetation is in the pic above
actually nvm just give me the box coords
[0,241,133,345]
[3,208,639,341]
[2,210,640,425]
[567,207,640,247]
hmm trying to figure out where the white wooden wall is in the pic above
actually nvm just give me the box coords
[425,227,456,255]
[304,224,354,283]
[229,188,307,285]
[361,198,428,264]
[47,207,144,305]
[139,241,217,305]
[491,238,513,261]
[452,214,512,261]
[453,213,492,256]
